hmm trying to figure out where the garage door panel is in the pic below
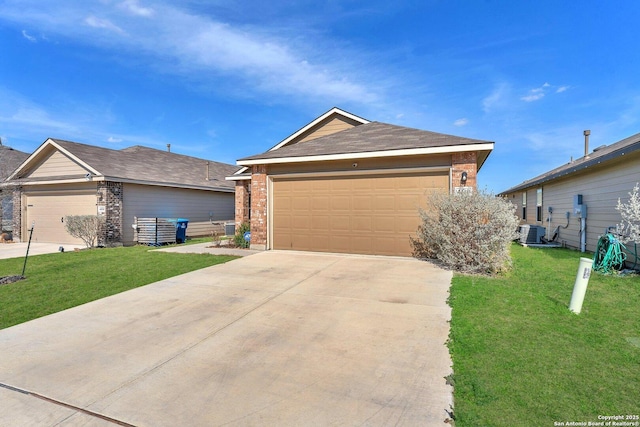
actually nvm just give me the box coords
[397,194,421,210]
[331,196,351,210]
[292,196,310,210]
[277,197,291,210]
[312,196,329,210]
[312,216,330,231]
[273,214,291,229]
[352,217,372,232]
[272,172,449,256]
[329,235,350,252]
[372,195,395,211]
[352,195,372,211]
[292,215,311,230]
[330,215,351,231]
[351,236,373,253]
[372,216,397,232]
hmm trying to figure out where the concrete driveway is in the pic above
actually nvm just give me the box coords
[0,251,453,426]
[0,242,85,260]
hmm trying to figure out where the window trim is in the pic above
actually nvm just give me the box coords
[536,188,543,222]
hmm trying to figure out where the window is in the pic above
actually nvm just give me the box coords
[536,188,543,222]
[522,192,527,220]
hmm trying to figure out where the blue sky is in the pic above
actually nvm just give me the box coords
[1,0,639,192]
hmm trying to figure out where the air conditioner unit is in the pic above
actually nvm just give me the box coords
[519,225,546,244]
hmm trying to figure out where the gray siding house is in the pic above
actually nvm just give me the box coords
[4,139,238,245]
[499,131,640,256]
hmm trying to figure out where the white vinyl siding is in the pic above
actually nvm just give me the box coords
[122,184,234,243]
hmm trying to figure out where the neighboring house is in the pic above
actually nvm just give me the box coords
[3,138,238,245]
[227,107,494,257]
[0,143,30,233]
[498,131,640,254]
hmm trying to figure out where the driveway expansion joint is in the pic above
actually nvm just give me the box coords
[0,382,136,426]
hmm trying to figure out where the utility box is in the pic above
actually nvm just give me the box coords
[574,194,585,217]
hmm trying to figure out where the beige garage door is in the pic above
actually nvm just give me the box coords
[272,172,448,256]
[25,192,97,244]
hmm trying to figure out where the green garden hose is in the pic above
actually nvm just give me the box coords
[593,233,627,274]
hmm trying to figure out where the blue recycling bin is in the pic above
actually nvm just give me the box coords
[175,218,189,243]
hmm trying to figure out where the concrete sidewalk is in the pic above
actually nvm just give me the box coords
[154,242,260,257]
[0,251,453,426]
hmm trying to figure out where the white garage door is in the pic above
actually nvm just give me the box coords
[25,192,97,244]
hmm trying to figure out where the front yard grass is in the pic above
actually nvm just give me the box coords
[449,244,640,426]
[0,245,238,329]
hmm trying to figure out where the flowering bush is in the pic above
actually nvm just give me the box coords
[616,183,640,243]
[411,189,520,274]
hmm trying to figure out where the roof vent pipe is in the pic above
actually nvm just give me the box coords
[167,143,171,152]
[583,130,590,158]
[206,161,210,181]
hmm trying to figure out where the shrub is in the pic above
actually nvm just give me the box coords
[64,215,105,248]
[411,189,520,274]
[233,222,251,249]
[616,183,640,243]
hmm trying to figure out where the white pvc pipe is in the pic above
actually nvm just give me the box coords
[569,257,593,314]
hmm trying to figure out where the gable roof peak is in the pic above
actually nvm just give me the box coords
[268,106,370,152]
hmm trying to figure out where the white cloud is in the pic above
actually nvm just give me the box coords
[21,30,36,42]
[0,1,377,106]
[521,92,545,102]
[107,136,123,143]
[483,83,510,113]
[454,118,468,126]
[119,0,154,17]
[84,15,125,34]
[521,83,569,102]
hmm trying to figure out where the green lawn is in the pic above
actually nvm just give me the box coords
[0,244,238,329]
[449,244,640,426]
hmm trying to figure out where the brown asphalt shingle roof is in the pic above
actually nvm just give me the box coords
[498,131,640,195]
[11,139,239,191]
[0,145,29,181]
[238,121,492,162]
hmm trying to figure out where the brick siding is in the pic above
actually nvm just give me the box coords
[250,165,267,249]
[11,187,21,241]
[235,180,250,229]
[452,152,478,189]
[97,181,123,246]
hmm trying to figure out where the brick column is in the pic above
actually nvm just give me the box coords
[235,180,250,229]
[97,181,123,246]
[452,152,477,190]
[250,165,267,250]
[12,187,22,242]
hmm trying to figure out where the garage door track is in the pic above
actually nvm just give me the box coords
[0,251,453,426]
